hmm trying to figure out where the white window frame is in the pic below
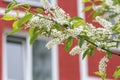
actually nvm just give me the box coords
[2,30,33,80]
[4,0,57,7]
[77,0,112,80]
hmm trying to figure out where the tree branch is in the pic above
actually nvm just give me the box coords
[78,35,120,56]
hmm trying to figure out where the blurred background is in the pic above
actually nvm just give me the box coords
[0,0,120,80]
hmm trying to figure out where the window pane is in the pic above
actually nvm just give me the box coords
[32,39,52,80]
[6,40,24,80]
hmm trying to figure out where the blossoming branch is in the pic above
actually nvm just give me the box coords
[2,0,120,79]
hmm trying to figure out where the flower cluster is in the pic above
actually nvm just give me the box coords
[69,42,88,55]
[52,6,70,25]
[95,16,113,29]
[99,56,109,75]
[27,14,54,31]
[46,38,61,49]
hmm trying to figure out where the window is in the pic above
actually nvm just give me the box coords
[4,36,26,80]
[2,31,59,80]
[32,39,52,80]
[4,0,57,7]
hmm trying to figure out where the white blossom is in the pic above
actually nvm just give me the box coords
[51,29,62,37]
[96,16,113,29]
[92,5,105,11]
[69,42,88,55]
[27,14,54,29]
[105,0,113,8]
[52,6,70,25]
[99,56,109,75]
[66,28,82,37]
[112,5,120,14]
[46,38,61,49]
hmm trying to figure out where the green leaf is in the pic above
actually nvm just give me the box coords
[65,36,73,51]
[18,13,33,26]
[82,6,92,12]
[92,10,101,18]
[29,27,39,44]
[1,15,16,21]
[113,66,120,79]
[29,27,35,38]
[82,49,89,59]
[109,13,118,19]
[9,20,21,34]
[89,46,94,56]
[106,51,112,58]
[35,8,44,13]
[79,36,85,48]
[113,0,120,5]
[101,73,106,80]
[95,71,106,80]
[82,0,91,3]
[70,17,86,28]
[5,1,17,14]
[5,2,30,14]
[30,32,39,44]
[94,71,101,76]
[112,22,120,33]
[53,24,62,30]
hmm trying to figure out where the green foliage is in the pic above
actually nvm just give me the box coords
[89,46,95,56]
[113,66,120,79]
[82,49,89,59]
[5,1,17,14]
[82,46,95,59]
[29,27,39,44]
[70,17,86,28]
[113,0,120,5]
[106,51,112,58]
[82,0,91,3]
[109,13,118,19]
[17,13,33,26]
[9,13,33,34]
[112,21,120,33]
[35,8,44,13]
[1,15,16,21]
[9,20,21,34]
[82,6,92,12]
[95,71,101,76]
[5,1,30,14]
[92,10,101,18]
[95,71,106,80]
[53,24,62,31]
[78,36,85,48]
[65,36,73,51]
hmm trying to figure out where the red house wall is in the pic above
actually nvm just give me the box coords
[58,0,80,80]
